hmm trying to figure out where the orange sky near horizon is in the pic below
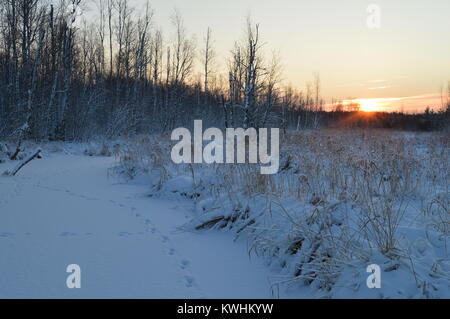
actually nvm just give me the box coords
[330,93,449,114]
[83,0,450,113]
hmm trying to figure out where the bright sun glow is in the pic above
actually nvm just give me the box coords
[357,99,379,112]
[339,98,389,112]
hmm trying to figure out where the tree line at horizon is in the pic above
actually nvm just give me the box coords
[0,0,448,143]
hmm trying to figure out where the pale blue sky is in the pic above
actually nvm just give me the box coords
[86,0,450,111]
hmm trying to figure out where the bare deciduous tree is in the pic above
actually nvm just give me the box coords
[202,27,215,105]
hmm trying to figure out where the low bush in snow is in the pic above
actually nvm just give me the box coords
[111,129,450,298]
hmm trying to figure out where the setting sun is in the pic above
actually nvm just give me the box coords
[357,99,380,112]
[339,98,387,112]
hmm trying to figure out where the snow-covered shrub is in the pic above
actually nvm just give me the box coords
[0,145,8,163]
[83,141,118,157]
[113,129,450,298]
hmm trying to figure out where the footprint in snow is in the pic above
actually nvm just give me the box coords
[59,232,76,237]
[184,275,196,288]
[109,199,124,207]
[118,231,133,237]
[180,259,190,269]
[77,194,97,201]
[0,232,15,238]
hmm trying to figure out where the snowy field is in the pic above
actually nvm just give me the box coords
[0,153,283,298]
[0,129,449,299]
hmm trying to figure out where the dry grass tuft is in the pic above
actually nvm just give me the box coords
[115,129,450,296]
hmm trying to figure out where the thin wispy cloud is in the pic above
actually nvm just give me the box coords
[368,86,390,90]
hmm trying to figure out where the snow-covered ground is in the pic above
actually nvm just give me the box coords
[108,131,450,298]
[0,154,280,298]
[1,131,448,299]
